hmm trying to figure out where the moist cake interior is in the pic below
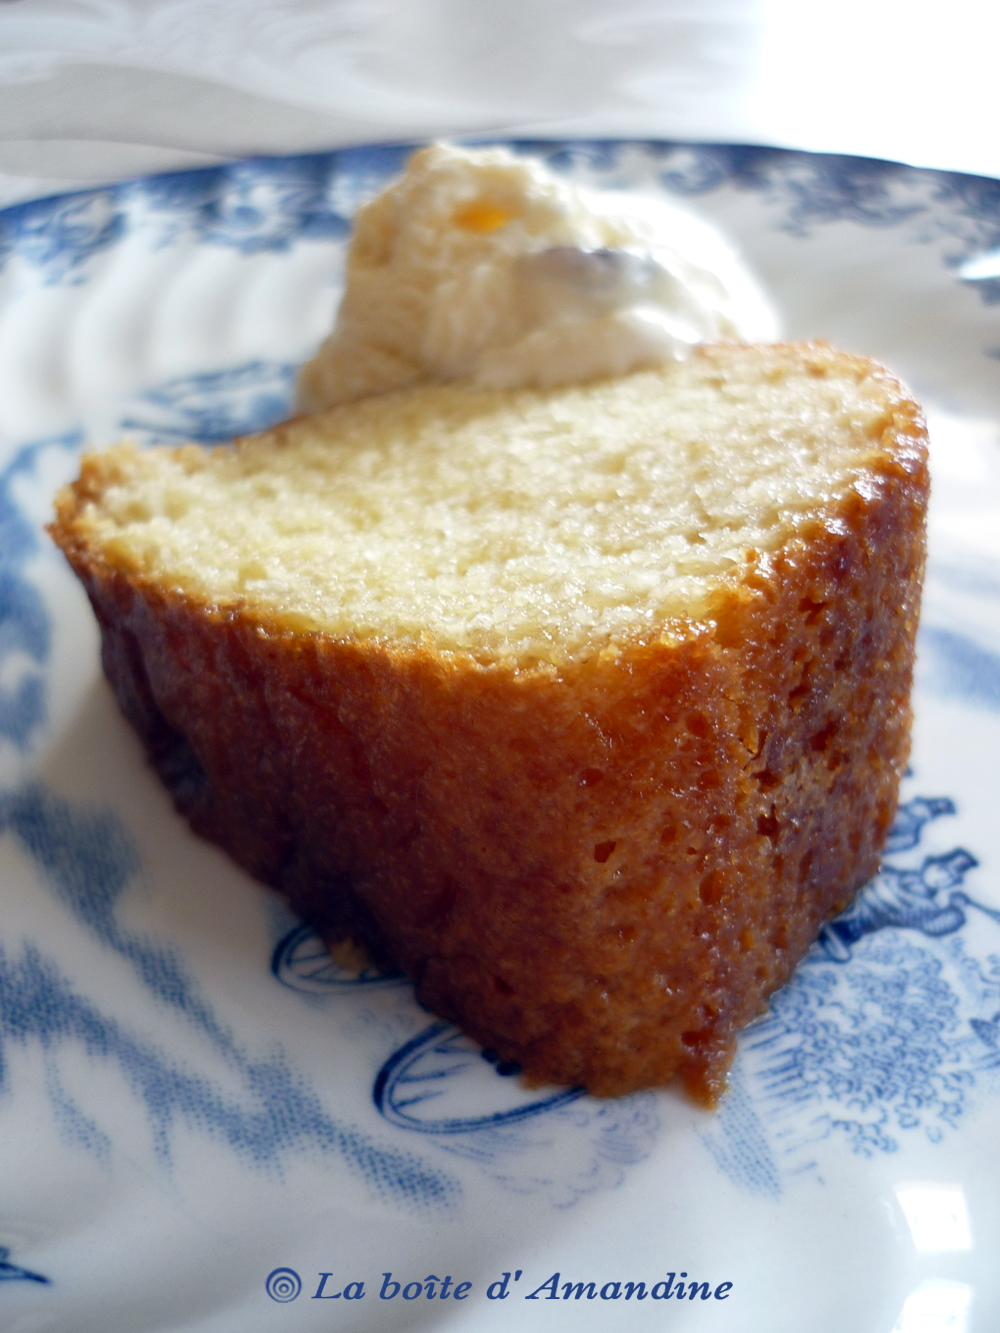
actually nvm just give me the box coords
[76,354,891,666]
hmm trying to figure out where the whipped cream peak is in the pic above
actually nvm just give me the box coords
[296,144,779,412]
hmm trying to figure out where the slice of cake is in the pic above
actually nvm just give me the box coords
[50,342,928,1102]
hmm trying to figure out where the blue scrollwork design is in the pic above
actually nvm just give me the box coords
[119,360,298,444]
[918,626,1000,714]
[0,190,125,282]
[883,795,956,853]
[0,144,409,279]
[818,849,982,962]
[0,783,460,1209]
[817,796,990,962]
[0,432,81,749]
[271,922,404,993]
[0,1246,49,1286]
[373,1021,584,1135]
[970,1009,1000,1061]
[3,140,1000,313]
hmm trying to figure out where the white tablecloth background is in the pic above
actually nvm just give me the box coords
[1,0,997,209]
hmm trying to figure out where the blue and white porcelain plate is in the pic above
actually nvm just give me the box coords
[1,142,999,1333]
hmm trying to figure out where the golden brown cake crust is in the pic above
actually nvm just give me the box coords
[50,344,929,1102]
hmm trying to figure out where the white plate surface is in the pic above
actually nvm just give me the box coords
[1,141,999,1333]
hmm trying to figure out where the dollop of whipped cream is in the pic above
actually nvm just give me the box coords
[296,144,779,412]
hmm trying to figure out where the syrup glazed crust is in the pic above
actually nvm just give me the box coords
[50,350,928,1103]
